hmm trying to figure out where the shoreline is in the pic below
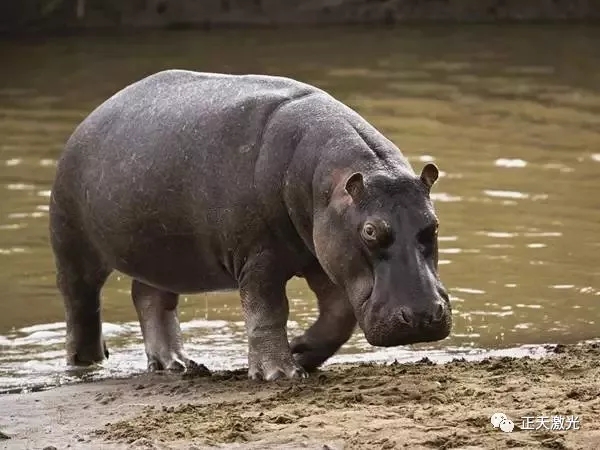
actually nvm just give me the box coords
[0,339,556,396]
[1,341,599,449]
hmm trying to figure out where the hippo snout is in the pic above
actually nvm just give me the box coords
[361,296,452,347]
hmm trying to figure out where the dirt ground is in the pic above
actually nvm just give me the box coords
[1,342,599,450]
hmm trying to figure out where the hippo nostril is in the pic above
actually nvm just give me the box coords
[419,303,445,328]
[432,302,445,323]
[399,309,412,326]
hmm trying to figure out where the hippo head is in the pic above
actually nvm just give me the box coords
[313,163,452,347]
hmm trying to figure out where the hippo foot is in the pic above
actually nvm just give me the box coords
[290,337,334,372]
[68,339,110,367]
[147,353,210,375]
[248,354,308,381]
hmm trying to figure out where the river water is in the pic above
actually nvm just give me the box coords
[0,25,599,392]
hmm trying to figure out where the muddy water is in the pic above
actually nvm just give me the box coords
[0,26,599,391]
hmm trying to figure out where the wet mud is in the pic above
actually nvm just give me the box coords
[1,342,599,449]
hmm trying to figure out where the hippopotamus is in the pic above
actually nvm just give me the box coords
[49,70,452,381]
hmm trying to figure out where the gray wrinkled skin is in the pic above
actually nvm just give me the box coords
[49,70,452,381]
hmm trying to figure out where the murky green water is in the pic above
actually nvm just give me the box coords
[1,25,599,391]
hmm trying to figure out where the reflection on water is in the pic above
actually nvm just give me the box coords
[1,25,599,391]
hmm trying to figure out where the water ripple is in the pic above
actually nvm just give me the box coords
[495,158,527,168]
[453,287,486,295]
[6,183,35,190]
[431,192,463,202]
[0,247,27,255]
[5,158,22,166]
[483,190,529,199]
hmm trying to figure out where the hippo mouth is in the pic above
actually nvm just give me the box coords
[363,315,452,347]
[356,290,452,348]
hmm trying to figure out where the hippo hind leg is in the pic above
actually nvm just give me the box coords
[131,280,210,374]
[50,208,111,366]
[291,264,357,371]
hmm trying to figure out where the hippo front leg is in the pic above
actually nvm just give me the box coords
[131,280,209,374]
[240,262,307,381]
[291,265,357,371]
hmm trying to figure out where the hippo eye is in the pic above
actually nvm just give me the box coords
[418,223,439,257]
[361,220,392,249]
[362,222,377,242]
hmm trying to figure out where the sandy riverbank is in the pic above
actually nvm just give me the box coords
[1,342,599,449]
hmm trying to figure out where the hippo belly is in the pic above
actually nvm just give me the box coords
[109,233,238,294]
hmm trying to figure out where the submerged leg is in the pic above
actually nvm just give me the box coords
[291,264,357,371]
[131,280,208,373]
[240,255,307,381]
[51,209,111,366]
[57,267,110,366]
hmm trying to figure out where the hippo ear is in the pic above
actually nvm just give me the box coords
[420,163,439,190]
[344,172,365,200]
